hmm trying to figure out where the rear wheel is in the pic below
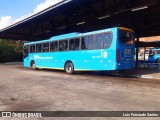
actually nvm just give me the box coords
[31,61,36,70]
[65,62,74,74]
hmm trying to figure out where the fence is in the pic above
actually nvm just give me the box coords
[136,61,160,69]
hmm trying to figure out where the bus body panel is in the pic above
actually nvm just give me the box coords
[24,49,117,71]
[116,44,135,70]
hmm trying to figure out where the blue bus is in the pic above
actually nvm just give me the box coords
[148,48,160,63]
[23,27,135,74]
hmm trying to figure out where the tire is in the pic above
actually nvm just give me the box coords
[31,61,36,70]
[157,58,160,63]
[65,62,74,74]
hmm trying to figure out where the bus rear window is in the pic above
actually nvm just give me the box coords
[119,30,134,44]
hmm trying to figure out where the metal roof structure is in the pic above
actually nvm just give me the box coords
[136,41,160,47]
[0,0,160,41]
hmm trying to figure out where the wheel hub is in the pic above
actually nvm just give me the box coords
[67,66,71,72]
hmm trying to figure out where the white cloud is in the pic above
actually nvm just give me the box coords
[14,13,33,23]
[0,16,13,30]
[0,0,62,30]
[34,0,63,14]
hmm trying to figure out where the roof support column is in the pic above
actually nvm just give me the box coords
[144,47,146,61]
[136,36,139,63]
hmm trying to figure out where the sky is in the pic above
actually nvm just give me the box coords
[0,0,62,30]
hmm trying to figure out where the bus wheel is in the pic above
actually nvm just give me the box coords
[31,61,36,70]
[65,62,74,74]
[157,58,160,63]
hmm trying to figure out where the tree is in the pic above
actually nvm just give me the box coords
[0,39,24,62]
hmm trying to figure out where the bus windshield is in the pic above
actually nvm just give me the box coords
[149,49,160,56]
[119,30,134,44]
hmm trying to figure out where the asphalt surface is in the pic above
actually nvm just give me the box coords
[0,64,160,120]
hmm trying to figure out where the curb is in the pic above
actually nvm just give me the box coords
[111,73,159,79]
[5,62,23,65]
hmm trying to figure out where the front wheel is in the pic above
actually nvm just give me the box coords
[65,62,74,74]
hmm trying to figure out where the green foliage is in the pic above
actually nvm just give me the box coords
[0,39,24,63]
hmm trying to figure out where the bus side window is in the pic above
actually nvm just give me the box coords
[81,37,87,49]
[69,38,80,51]
[69,39,75,50]
[103,33,112,48]
[30,45,35,53]
[81,35,94,50]
[36,44,42,53]
[43,43,49,52]
[88,35,94,49]
[95,33,112,49]
[75,38,80,50]
[95,34,103,49]
[50,41,58,52]
[59,40,68,51]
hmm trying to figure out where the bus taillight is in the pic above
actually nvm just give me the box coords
[116,49,120,63]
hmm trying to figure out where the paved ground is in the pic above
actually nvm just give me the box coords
[0,64,160,120]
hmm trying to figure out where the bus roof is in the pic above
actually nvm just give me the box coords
[50,32,80,41]
[118,27,134,32]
